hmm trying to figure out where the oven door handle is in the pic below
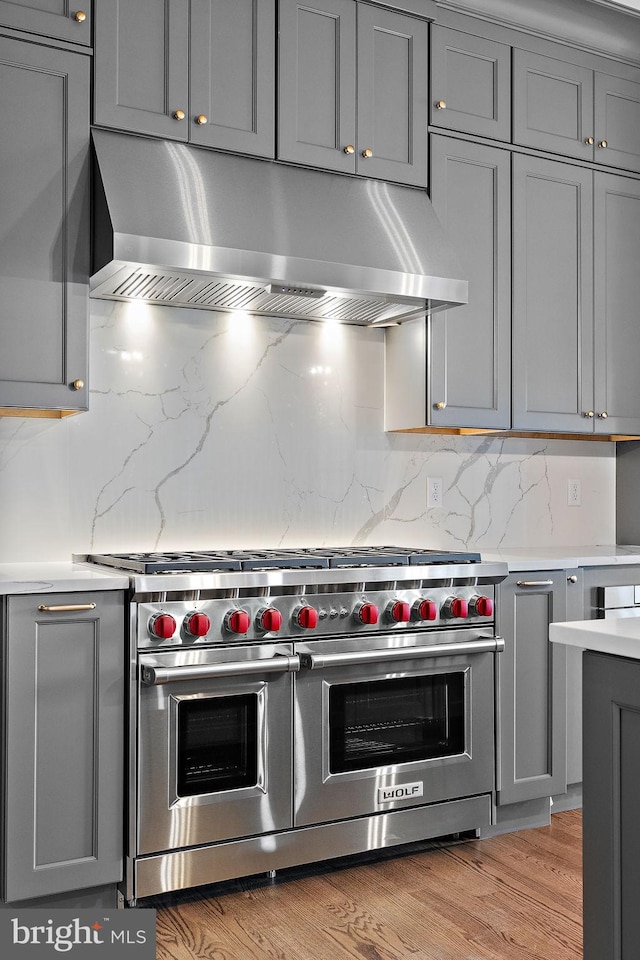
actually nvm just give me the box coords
[301,637,505,670]
[140,654,301,685]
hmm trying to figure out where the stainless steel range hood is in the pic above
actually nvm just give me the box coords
[91,130,467,326]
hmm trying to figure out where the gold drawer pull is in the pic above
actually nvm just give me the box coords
[74,11,87,23]
[38,603,96,613]
[435,100,447,110]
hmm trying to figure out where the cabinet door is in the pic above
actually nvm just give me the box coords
[593,173,640,435]
[430,26,510,142]
[496,572,568,805]
[278,0,356,172]
[0,37,89,415]
[190,0,275,157]
[583,652,640,960]
[513,49,594,162]
[4,592,124,902]
[429,136,510,428]
[594,73,640,174]
[0,0,91,45]
[511,154,594,433]
[356,3,427,186]
[93,0,189,140]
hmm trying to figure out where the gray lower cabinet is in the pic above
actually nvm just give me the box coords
[0,0,92,45]
[0,35,89,416]
[582,651,640,960]
[94,0,275,158]
[385,135,510,431]
[278,0,427,186]
[513,48,640,174]
[511,154,593,434]
[429,25,511,142]
[496,571,569,805]
[3,592,124,903]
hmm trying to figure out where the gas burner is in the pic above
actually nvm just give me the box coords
[85,546,482,575]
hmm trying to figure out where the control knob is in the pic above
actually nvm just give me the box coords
[470,595,493,617]
[256,607,283,632]
[387,600,411,623]
[183,611,211,637]
[295,605,319,630]
[354,602,379,625]
[412,599,438,622]
[442,597,468,619]
[224,609,251,635]
[148,613,177,639]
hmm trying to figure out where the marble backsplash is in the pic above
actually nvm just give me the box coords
[0,300,615,562]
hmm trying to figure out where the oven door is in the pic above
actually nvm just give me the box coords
[294,630,502,826]
[137,643,298,855]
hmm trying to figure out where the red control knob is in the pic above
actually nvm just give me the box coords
[296,605,319,630]
[472,596,493,617]
[257,607,283,632]
[449,598,468,619]
[356,602,379,625]
[226,609,250,634]
[148,613,177,639]
[413,599,438,621]
[388,600,411,623]
[184,611,211,637]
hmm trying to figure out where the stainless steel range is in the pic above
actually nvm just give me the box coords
[84,546,508,905]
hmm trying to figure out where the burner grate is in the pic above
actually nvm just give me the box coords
[85,546,482,575]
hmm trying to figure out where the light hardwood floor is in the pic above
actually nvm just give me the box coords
[150,809,582,960]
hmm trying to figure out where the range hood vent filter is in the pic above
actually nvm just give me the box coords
[91,130,468,326]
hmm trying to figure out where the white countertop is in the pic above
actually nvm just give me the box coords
[0,562,129,595]
[481,545,640,571]
[550,616,640,660]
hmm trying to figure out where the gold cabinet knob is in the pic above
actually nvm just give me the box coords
[598,411,609,418]
[584,136,594,145]
[434,401,447,410]
[343,144,355,155]
[74,11,87,23]
[598,139,608,149]
[71,378,84,391]
[173,109,186,121]
[195,114,208,125]
[584,410,595,418]
[361,148,373,159]
[435,100,447,110]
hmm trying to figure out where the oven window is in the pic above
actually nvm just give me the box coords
[329,673,465,773]
[177,695,258,796]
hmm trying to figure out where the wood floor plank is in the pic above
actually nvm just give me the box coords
[150,810,583,960]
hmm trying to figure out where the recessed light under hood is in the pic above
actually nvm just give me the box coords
[90,130,468,326]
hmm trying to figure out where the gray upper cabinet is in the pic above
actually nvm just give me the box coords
[430,26,511,142]
[355,3,427,185]
[3,592,124,902]
[189,0,275,155]
[94,0,275,158]
[0,35,89,416]
[427,136,510,429]
[278,0,427,186]
[496,571,569,806]
[593,173,640,436]
[278,0,356,173]
[514,49,640,174]
[511,154,594,434]
[594,73,640,176]
[0,0,92,45]
[94,0,189,140]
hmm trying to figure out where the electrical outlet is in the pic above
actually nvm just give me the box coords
[567,479,582,506]
[427,477,443,508]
